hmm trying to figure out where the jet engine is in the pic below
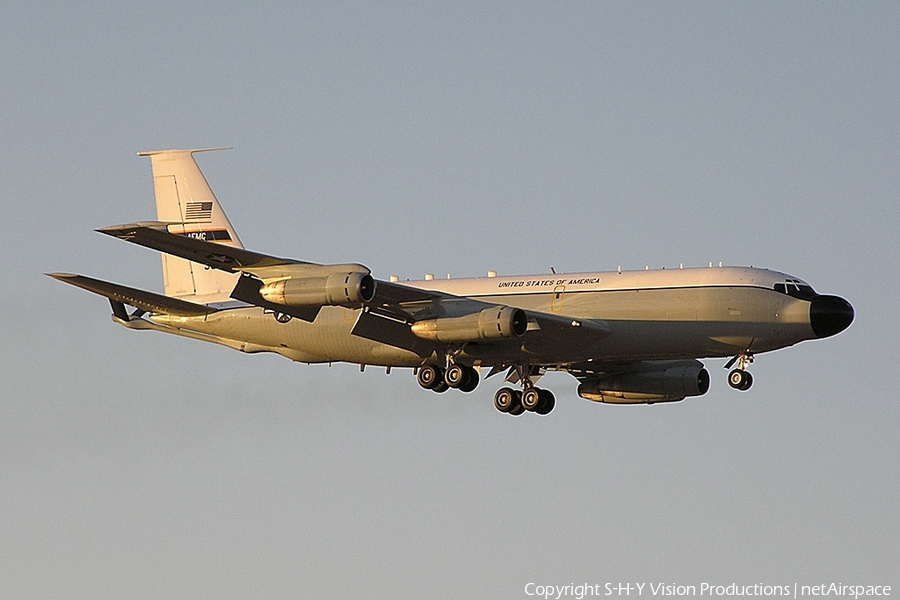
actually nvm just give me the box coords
[410,306,527,343]
[258,272,376,308]
[578,363,710,404]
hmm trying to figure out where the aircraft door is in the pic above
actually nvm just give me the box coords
[551,285,566,312]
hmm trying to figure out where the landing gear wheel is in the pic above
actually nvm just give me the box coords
[521,388,542,412]
[432,379,450,393]
[458,367,479,393]
[445,364,466,388]
[417,365,442,390]
[728,369,753,391]
[535,389,556,415]
[494,387,516,413]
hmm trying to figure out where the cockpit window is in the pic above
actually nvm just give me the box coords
[774,280,817,300]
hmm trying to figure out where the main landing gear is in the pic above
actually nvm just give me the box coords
[416,364,480,393]
[725,352,754,391]
[416,363,556,415]
[494,386,555,416]
[493,364,555,416]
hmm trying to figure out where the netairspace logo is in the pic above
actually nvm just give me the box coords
[524,582,892,600]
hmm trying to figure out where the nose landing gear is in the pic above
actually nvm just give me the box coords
[725,352,754,391]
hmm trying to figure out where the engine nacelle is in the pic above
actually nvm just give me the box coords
[410,306,527,343]
[578,365,710,405]
[258,272,376,308]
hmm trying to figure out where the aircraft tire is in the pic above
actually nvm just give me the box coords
[494,387,516,412]
[445,364,466,388]
[417,365,442,390]
[521,388,542,411]
[728,369,753,391]
[508,391,525,416]
[535,389,555,415]
[458,367,479,393]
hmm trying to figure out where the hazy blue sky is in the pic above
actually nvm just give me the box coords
[2,3,897,599]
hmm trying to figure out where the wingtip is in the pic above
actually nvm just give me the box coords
[95,226,124,238]
[95,224,126,235]
[96,221,171,236]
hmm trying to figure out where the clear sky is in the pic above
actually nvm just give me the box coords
[2,2,897,599]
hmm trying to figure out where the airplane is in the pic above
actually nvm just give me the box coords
[50,148,854,416]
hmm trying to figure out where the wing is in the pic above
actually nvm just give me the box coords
[99,221,370,322]
[97,222,308,272]
[355,280,612,364]
[99,222,370,278]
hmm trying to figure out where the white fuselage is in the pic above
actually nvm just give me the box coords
[147,266,821,368]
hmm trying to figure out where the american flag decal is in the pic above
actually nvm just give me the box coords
[184,201,213,220]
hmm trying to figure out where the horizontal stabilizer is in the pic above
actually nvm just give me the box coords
[47,273,218,317]
[137,147,232,157]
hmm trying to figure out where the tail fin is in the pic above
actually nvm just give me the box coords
[138,148,242,303]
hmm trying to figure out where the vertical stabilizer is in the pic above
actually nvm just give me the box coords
[137,148,243,303]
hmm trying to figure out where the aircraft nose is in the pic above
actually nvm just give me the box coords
[810,295,854,338]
